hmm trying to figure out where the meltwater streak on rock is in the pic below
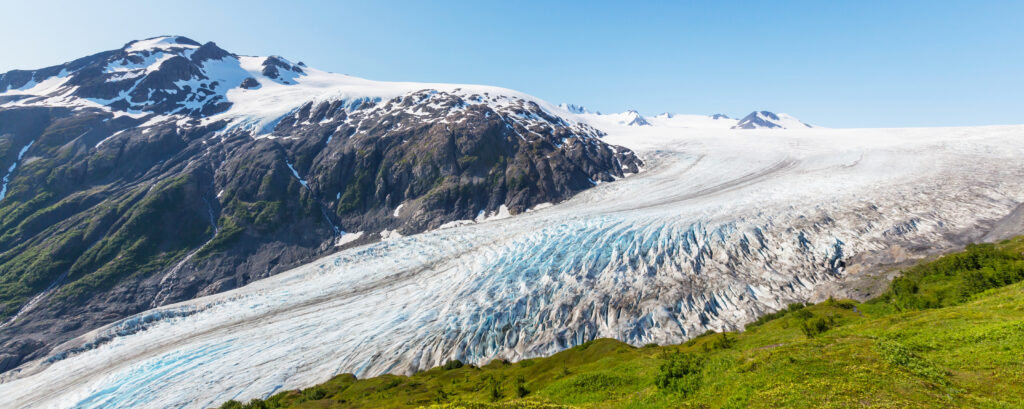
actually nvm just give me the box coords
[2,126,1024,408]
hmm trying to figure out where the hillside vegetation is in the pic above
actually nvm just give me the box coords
[218,237,1024,409]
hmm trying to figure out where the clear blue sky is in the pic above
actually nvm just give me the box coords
[2,0,1022,127]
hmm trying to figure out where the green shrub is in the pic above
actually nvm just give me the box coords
[443,359,465,370]
[800,314,836,338]
[243,399,269,409]
[709,333,735,350]
[300,386,326,401]
[219,400,243,409]
[792,308,814,320]
[383,377,402,389]
[654,351,704,396]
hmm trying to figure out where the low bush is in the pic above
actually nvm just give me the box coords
[800,314,836,338]
[654,351,704,396]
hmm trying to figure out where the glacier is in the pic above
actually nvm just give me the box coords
[2,121,1024,409]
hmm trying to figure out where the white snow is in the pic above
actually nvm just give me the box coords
[0,139,35,201]
[285,162,308,188]
[474,205,511,223]
[124,36,199,53]
[393,203,405,217]
[762,112,811,129]
[437,219,476,230]
[527,202,553,212]
[379,229,404,240]
[10,72,72,95]
[335,231,364,247]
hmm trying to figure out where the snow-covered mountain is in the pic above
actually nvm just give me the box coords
[0,36,641,376]
[2,36,1024,409]
[732,110,812,129]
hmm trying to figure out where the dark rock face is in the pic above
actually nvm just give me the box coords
[274,91,640,234]
[0,40,643,373]
[0,339,43,372]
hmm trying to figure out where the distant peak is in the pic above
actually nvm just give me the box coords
[623,110,650,126]
[732,110,812,129]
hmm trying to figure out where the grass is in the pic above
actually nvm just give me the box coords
[217,236,1024,409]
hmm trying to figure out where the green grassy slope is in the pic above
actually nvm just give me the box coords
[218,237,1024,409]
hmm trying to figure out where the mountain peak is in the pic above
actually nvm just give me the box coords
[623,109,650,126]
[123,36,202,53]
[732,110,811,129]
